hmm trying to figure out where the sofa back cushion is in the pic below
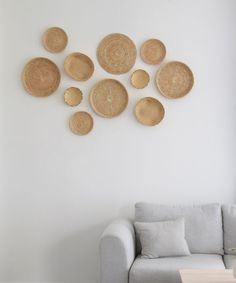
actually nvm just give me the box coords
[222,205,236,254]
[135,202,223,255]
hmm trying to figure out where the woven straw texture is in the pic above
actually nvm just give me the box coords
[156,61,194,99]
[141,39,166,65]
[42,27,68,53]
[64,87,83,106]
[22,57,60,97]
[97,33,137,74]
[69,111,93,135]
[64,52,94,81]
[90,79,128,118]
[131,69,150,89]
[135,97,165,126]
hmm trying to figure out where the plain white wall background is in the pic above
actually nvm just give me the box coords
[1,0,236,282]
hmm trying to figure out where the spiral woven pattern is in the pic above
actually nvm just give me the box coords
[97,33,137,74]
[156,61,194,99]
[22,57,60,97]
[69,111,93,135]
[90,79,128,118]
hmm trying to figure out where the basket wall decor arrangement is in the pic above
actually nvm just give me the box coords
[21,26,194,135]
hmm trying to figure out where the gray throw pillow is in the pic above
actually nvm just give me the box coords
[134,218,191,258]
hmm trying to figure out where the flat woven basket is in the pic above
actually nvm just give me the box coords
[90,79,128,118]
[69,111,93,135]
[156,61,194,98]
[135,97,165,126]
[97,33,137,74]
[141,39,166,65]
[64,52,94,81]
[22,57,60,97]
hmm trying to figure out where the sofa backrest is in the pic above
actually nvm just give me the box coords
[222,204,236,254]
[135,202,224,255]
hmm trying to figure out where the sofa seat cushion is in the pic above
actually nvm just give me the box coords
[224,255,236,269]
[135,202,224,254]
[129,254,225,283]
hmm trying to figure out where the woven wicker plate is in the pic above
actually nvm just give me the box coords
[64,52,94,81]
[64,87,83,106]
[69,111,93,135]
[97,33,137,74]
[131,69,150,89]
[22,57,60,97]
[141,39,166,65]
[42,27,68,53]
[90,79,128,118]
[156,61,194,99]
[135,97,165,126]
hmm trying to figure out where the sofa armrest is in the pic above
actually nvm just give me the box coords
[99,219,136,283]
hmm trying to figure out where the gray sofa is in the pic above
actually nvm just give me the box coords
[100,203,236,283]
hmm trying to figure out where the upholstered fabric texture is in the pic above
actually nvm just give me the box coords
[99,219,136,283]
[223,255,236,269]
[134,218,190,258]
[129,254,225,283]
[135,202,223,254]
[222,205,236,254]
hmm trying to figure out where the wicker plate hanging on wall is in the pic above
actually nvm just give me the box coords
[90,79,128,118]
[156,61,194,98]
[135,97,165,126]
[42,27,68,53]
[141,39,166,65]
[22,57,60,97]
[131,69,150,89]
[64,87,83,106]
[64,52,94,81]
[97,33,137,74]
[69,111,93,135]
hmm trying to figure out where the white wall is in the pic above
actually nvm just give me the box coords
[1,0,236,282]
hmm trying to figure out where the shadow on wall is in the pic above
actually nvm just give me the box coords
[47,221,111,283]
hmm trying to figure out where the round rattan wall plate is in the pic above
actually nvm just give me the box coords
[22,57,60,97]
[90,79,128,118]
[64,52,94,81]
[97,33,137,74]
[42,27,68,53]
[135,97,165,126]
[141,39,166,65]
[64,87,83,106]
[156,61,194,99]
[131,69,150,89]
[69,111,93,135]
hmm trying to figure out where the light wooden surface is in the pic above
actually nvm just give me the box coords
[180,269,236,283]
